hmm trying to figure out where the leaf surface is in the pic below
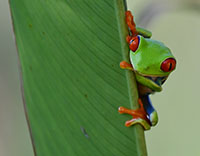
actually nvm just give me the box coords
[9,0,147,155]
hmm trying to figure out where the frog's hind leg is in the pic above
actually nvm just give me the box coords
[125,118,151,130]
[118,99,151,130]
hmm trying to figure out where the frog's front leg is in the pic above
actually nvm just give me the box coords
[118,99,151,130]
[120,61,134,71]
[126,10,152,38]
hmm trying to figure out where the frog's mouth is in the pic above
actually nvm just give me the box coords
[144,76,167,86]
[135,73,168,92]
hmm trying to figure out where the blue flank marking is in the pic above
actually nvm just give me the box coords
[141,95,155,117]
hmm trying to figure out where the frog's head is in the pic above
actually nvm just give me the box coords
[128,35,176,92]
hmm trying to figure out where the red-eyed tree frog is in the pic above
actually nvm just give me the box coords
[118,11,176,130]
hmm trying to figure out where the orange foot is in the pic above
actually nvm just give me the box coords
[118,99,151,130]
[125,11,138,37]
[120,61,133,71]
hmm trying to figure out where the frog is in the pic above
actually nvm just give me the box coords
[118,11,176,130]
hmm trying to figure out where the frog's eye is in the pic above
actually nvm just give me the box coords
[161,58,176,72]
[129,36,139,52]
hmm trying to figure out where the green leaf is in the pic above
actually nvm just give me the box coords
[9,0,147,155]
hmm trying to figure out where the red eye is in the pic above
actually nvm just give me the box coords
[129,36,139,52]
[161,58,176,72]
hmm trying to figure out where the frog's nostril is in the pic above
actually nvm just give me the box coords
[161,58,176,72]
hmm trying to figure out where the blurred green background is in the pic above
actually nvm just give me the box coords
[0,0,200,155]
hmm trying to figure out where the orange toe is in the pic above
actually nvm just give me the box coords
[125,118,138,127]
[120,61,133,70]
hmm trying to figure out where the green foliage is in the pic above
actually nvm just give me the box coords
[9,0,147,155]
